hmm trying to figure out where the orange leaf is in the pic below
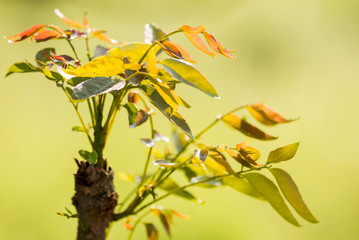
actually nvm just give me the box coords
[92,30,120,45]
[226,148,252,168]
[6,24,46,42]
[180,25,206,34]
[34,29,63,42]
[247,103,295,125]
[171,210,191,220]
[157,40,196,63]
[203,31,236,59]
[183,32,216,57]
[54,9,86,28]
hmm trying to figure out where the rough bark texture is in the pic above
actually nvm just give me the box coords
[72,160,118,240]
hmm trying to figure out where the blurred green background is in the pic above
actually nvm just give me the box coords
[1,0,358,239]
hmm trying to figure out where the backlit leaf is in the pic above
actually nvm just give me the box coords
[71,77,126,100]
[72,126,86,133]
[159,178,198,202]
[222,176,264,200]
[92,30,120,45]
[267,142,299,164]
[54,9,86,28]
[42,69,65,81]
[153,159,178,168]
[154,131,169,142]
[180,25,206,34]
[221,114,277,140]
[172,128,190,152]
[208,150,236,175]
[160,58,218,98]
[34,29,64,42]
[145,223,158,240]
[247,103,295,125]
[159,213,171,237]
[183,32,216,57]
[270,168,318,223]
[202,31,236,59]
[141,138,155,147]
[157,40,195,63]
[6,24,46,42]
[243,172,300,226]
[35,48,56,66]
[193,149,209,162]
[6,62,40,77]
[226,149,252,168]
[140,84,194,140]
[144,23,167,44]
[171,210,191,220]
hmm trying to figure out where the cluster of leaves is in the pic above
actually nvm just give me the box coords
[5,9,317,239]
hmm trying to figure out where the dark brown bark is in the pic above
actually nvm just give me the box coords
[72,160,118,240]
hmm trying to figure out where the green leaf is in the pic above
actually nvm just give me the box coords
[243,172,300,226]
[78,150,98,165]
[144,223,158,240]
[42,69,65,81]
[123,103,139,126]
[159,213,171,237]
[160,58,219,98]
[221,114,277,140]
[72,126,86,133]
[35,48,55,66]
[270,168,318,223]
[139,84,194,140]
[223,176,264,200]
[67,77,91,86]
[159,178,200,203]
[267,142,300,164]
[6,62,40,77]
[144,23,167,44]
[172,128,190,152]
[208,150,237,175]
[71,77,126,100]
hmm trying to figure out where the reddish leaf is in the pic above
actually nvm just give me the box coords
[171,210,191,220]
[128,91,141,104]
[183,32,216,57]
[92,29,120,45]
[130,110,149,128]
[157,40,196,62]
[247,103,296,125]
[34,29,63,42]
[203,31,236,59]
[180,25,206,34]
[54,9,86,28]
[159,213,171,237]
[6,24,46,42]
[221,114,277,140]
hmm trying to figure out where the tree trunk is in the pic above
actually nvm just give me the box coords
[72,160,118,240]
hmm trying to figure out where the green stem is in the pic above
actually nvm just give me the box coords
[140,115,154,187]
[65,38,80,60]
[85,37,92,61]
[61,86,93,146]
[135,166,268,215]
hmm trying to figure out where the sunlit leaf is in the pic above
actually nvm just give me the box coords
[190,176,222,188]
[34,29,64,42]
[153,159,178,168]
[154,131,169,142]
[145,223,158,240]
[144,23,167,44]
[118,171,135,182]
[171,210,191,220]
[243,172,300,226]
[67,77,91,86]
[180,25,206,34]
[127,91,141,104]
[139,84,194,140]
[160,58,219,98]
[5,62,40,77]
[183,32,216,57]
[42,69,65,81]
[208,150,237,175]
[247,103,296,125]
[157,40,195,63]
[222,176,264,200]
[221,114,277,140]
[226,149,252,168]
[234,142,263,167]
[6,24,46,42]
[72,126,86,133]
[193,149,209,162]
[71,77,126,100]
[123,103,139,126]
[54,9,86,28]
[123,218,134,230]
[78,150,98,165]
[270,168,318,223]
[267,142,299,164]
[159,178,198,202]
[141,138,155,147]
[202,31,236,59]
[91,30,120,45]
[172,128,190,152]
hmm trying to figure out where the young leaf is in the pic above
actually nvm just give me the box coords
[123,103,139,126]
[160,58,219,98]
[221,114,277,140]
[139,84,194,140]
[130,110,149,128]
[222,176,264,200]
[34,29,64,42]
[78,150,98,165]
[42,69,65,81]
[6,24,46,42]
[243,172,300,226]
[141,138,155,147]
[144,23,167,44]
[182,32,216,57]
[157,40,195,63]
[171,210,191,220]
[208,150,237,175]
[270,168,318,223]
[159,178,199,202]
[35,48,56,66]
[202,31,236,59]
[71,77,126,100]
[267,142,299,164]
[54,9,86,28]
[144,223,159,240]
[247,103,295,125]
[226,149,252,168]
